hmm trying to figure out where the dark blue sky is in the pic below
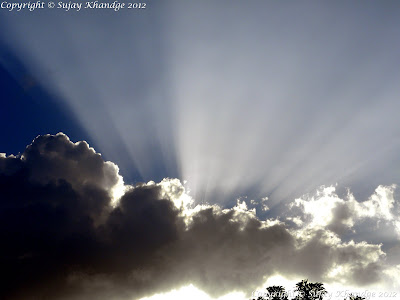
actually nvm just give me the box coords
[0,46,152,183]
[0,48,88,153]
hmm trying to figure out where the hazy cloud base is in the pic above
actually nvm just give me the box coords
[1,134,399,300]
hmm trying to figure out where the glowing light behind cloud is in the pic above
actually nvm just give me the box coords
[138,284,245,300]
[137,275,400,300]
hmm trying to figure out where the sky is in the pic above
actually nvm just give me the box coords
[1,1,400,299]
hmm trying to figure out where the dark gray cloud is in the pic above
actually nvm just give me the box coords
[0,134,395,299]
[327,203,353,235]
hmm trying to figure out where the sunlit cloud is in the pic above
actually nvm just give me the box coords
[138,284,245,300]
[1,134,399,299]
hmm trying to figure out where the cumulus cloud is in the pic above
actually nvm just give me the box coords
[0,134,398,300]
[288,184,400,242]
[286,184,400,287]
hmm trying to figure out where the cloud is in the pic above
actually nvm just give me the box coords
[286,185,400,286]
[0,134,398,299]
[288,184,400,241]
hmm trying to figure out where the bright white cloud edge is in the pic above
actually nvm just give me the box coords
[130,179,400,300]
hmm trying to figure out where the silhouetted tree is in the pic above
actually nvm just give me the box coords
[294,279,327,300]
[346,294,365,300]
[250,279,368,300]
[266,285,289,300]
[252,285,288,300]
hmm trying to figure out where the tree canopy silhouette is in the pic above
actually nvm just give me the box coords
[346,295,365,300]
[251,279,367,300]
[252,284,290,300]
[252,279,328,300]
[294,279,327,300]
[268,285,289,300]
